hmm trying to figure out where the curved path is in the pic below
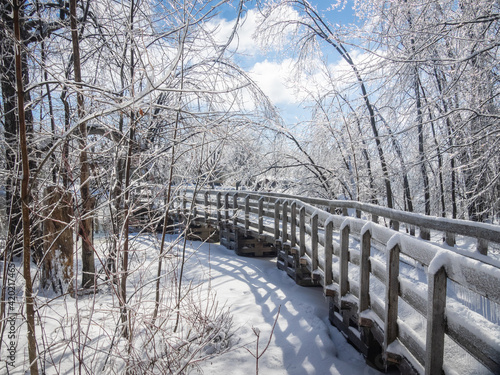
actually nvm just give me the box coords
[182,236,383,375]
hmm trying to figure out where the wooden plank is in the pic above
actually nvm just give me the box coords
[398,324,425,367]
[384,243,400,351]
[399,279,426,317]
[371,257,386,285]
[425,265,447,375]
[446,312,500,374]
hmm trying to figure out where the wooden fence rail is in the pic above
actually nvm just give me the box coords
[172,188,500,375]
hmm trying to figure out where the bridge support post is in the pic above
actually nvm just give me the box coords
[204,191,209,223]
[282,201,288,244]
[359,229,371,314]
[258,197,264,235]
[299,206,305,257]
[216,192,221,225]
[290,202,296,248]
[340,223,350,297]
[277,201,296,275]
[311,213,319,280]
[244,195,250,233]
[384,243,401,364]
[324,220,333,286]
[425,265,447,375]
[232,193,238,227]
[274,199,280,242]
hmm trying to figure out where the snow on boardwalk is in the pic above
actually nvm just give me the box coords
[184,237,381,375]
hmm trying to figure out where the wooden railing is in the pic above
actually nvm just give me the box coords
[173,188,500,375]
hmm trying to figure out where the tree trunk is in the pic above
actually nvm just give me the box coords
[433,69,458,218]
[1,1,22,256]
[415,70,431,215]
[41,186,74,294]
[70,0,95,288]
[13,0,39,372]
[120,0,137,339]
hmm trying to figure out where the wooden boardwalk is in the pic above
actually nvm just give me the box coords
[171,189,500,375]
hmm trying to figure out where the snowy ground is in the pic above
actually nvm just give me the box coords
[182,238,382,375]
[1,234,382,374]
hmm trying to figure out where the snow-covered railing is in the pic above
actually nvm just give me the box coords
[173,188,500,375]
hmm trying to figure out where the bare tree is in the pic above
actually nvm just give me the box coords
[256,0,395,208]
[13,0,39,372]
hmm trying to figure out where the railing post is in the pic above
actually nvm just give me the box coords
[233,193,238,227]
[420,227,431,241]
[282,201,288,244]
[324,220,333,285]
[274,199,280,241]
[445,231,456,247]
[359,229,371,313]
[290,202,297,248]
[244,195,250,232]
[182,192,187,222]
[299,206,306,257]
[204,191,209,222]
[391,220,400,231]
[384,243,400,355]
[258,197,264,235]
[477,238,488,255]
[425,265,447,375]
[192,191,198,218]
[224,193,229,223]
[311,213,319,272]
[216,192,221,225]
[340,223,350,296]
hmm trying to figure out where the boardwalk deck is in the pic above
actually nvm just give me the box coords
[172,188,500,375]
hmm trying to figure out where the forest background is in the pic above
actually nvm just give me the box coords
[0,0,499,373]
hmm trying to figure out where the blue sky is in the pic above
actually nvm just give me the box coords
[212,1,360,125]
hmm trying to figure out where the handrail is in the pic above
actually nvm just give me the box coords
[173,188,500,375]
[188,189,500,254]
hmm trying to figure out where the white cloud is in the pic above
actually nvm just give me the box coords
[207,6,301,58]
[248,59,304,105]
[206,9,263,57]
